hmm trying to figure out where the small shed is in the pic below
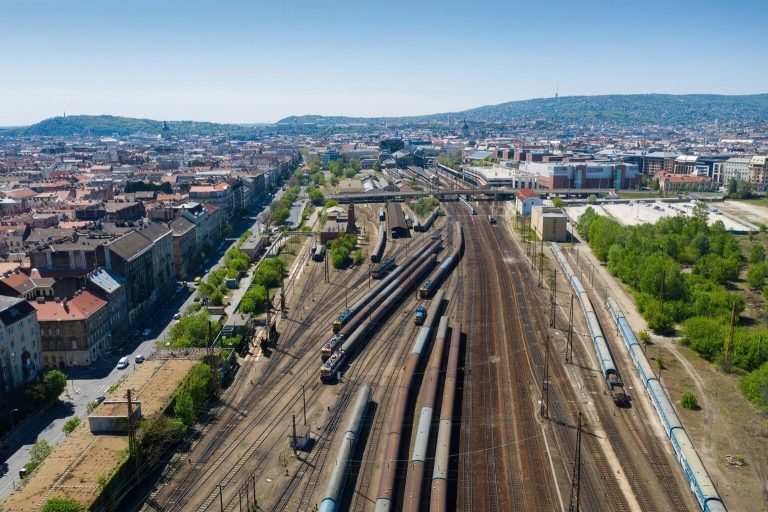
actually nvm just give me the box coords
[88,401,142,434]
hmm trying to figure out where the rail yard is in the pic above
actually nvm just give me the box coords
[133,190,720,511]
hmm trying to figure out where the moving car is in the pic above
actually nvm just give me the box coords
[117,357,129,370]
[173,313,181,320]
[135,354,145,364]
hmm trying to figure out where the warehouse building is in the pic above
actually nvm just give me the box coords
[531,206,567,242]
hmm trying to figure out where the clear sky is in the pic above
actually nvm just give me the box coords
[1,0,766,125]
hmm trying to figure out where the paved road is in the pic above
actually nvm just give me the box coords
[0,194,277,498]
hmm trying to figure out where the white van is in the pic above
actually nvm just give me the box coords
[117,357,129,370]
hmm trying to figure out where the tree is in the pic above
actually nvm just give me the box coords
[270,207,290,225]
[43,370,67,399]
[680,391,699,410]
[25,439,53,475]
[169,311,216,347]
[552,197,564,208]
[692,201,709,222]
[586,194,598,205]
[325,199,339,208]
[209,290,224,306]
[750,244,765,264]
[62,416,81,435]
[747,263,767,290]
[309,188,325,206]
[352,249,364,266]
[174,389,196,426]
[240,285,269,315]
[41,498,85,512]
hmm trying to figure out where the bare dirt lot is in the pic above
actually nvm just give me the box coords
[2,359,196,512]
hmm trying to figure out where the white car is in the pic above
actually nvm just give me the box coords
[173,313,181,320]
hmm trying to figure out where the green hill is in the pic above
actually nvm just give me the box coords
[5,115,254,137]
[278,93,768,127]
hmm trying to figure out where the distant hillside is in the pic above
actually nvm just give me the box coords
[4,115,254,138]
[278,93,768,127]
[3,93,767,138]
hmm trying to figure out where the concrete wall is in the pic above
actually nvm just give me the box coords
[532,206,567,242]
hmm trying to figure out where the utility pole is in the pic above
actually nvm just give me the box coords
[127,389,140,476]
[541,334,550,419]
[280,280,286,318]
[566,295,574,364]
[550,268,557,328]
[292,414,298,456]
[302,384,307,425]
[324,253,329,283]
[220,484,224,512]
[568,412,583,512]
[723,301,737,371]
[538,241,544,287]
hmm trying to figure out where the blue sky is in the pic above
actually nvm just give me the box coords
[1,0,766,125]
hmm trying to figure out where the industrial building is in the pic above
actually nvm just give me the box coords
[531,206,567,242]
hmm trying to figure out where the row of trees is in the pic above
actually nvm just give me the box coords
[240,258,287,316]
[578,206,768,409]
[410,197,440,218]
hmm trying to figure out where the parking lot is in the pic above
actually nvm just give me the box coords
[565,200,752,231]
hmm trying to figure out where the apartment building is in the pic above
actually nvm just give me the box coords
[31,291,110,367]
[0,296,43,399]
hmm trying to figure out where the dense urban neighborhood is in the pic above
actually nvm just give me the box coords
[0,92,766,512]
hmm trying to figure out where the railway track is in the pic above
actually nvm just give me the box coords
[148,260,369,510]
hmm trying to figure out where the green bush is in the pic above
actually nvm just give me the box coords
[25,439,53,476]
[741,362,768,410]
[174,389,196,426]
[62,416,81,435]
[680,391,699,410]
[747,262,767,290]
[41,498,85,512]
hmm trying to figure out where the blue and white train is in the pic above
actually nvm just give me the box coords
[606,297,727,512]
[551,243,629,406]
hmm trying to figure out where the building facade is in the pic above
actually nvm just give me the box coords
[31,291,110,367]
[0,297,42,400]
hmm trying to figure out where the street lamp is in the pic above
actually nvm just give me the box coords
[9,408,18,429]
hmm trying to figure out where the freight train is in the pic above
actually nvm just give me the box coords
[551,243,629,406]
[320,254,437,382]
[329,243,435,344]
[318,385,371,512]
[371,224,386,263]
[418,222,463,299]
[414,207,441,232]
[312,244,326,262]
[606,298,727,512]
[372,256,396,279]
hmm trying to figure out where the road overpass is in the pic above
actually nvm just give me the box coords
[327,188,616,203]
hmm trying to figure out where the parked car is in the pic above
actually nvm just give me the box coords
[117,357,129,370]
[135,354,145,364]
[173,313,181,320]
[142,328,151,337]
[94,396,106,405]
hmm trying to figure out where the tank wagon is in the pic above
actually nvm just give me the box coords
[418,222,463,299]
[551,243,629,406]
[414,207,441,232]
[371,224,386,263]
[320,255,438,382]
[317,385,372,512]
[312,244,326,262]
[327,243,436,352]
[606,298,726,512]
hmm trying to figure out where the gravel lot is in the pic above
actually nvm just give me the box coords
[565,200,752,231]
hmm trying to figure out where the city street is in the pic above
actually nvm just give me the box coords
[0,194,276,498]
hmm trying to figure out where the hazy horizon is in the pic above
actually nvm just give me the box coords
[1,0,766,125]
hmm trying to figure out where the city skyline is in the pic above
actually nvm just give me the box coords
[1,0,767,125]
